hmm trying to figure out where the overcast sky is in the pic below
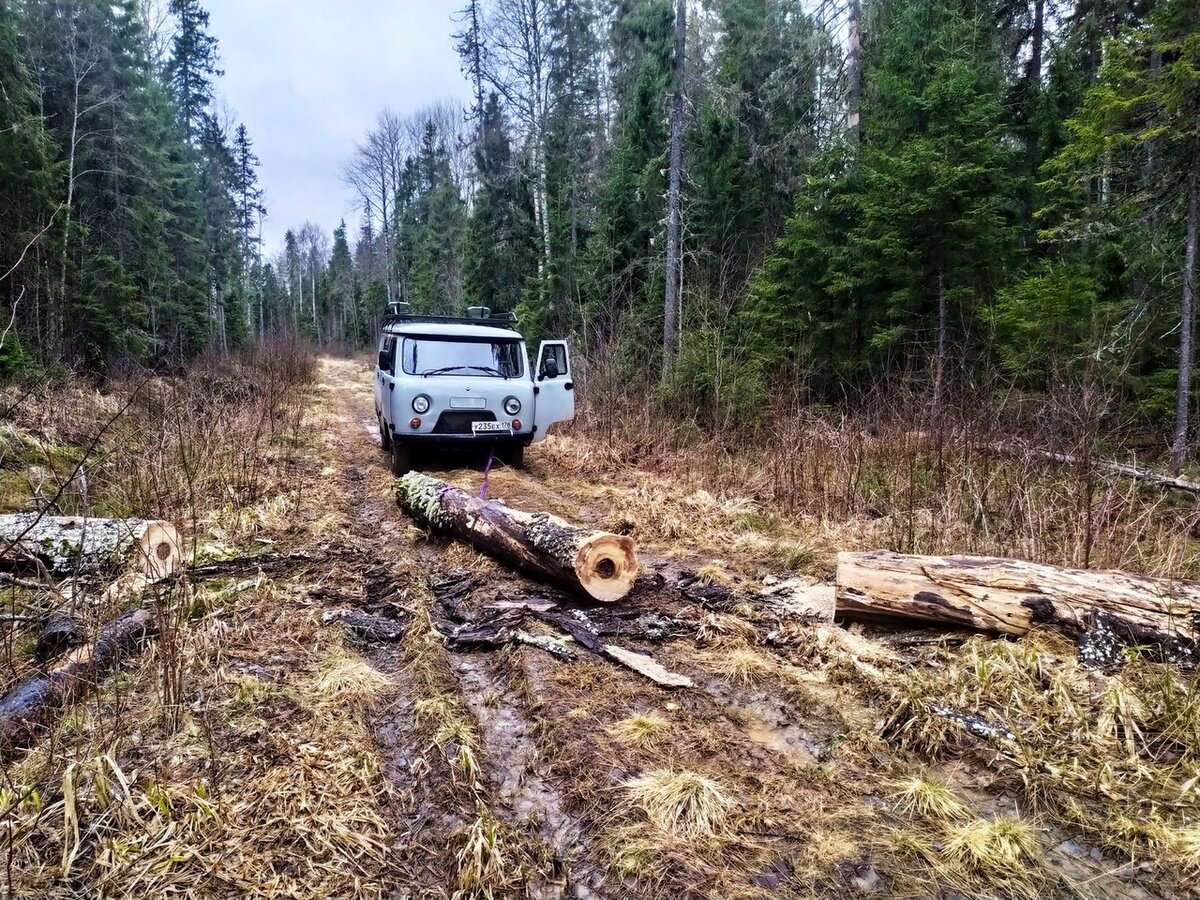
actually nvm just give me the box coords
[204,0,470,257]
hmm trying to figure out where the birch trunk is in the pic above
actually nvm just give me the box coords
[848,0,863,142]
[0,515,182,579]
[1170,131,1199,475]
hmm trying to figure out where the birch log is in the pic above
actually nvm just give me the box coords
[836,550,1200,645]
[0,608,157,753]
[0,515,181,579]
[397,472,638,602]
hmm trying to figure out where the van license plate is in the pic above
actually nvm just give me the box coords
[472,421,512,434]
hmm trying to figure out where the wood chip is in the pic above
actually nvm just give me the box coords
[602,644,693,688]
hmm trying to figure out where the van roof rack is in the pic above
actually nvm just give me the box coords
[383,302,520,330]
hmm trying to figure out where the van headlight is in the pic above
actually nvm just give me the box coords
[412,394,431,414]
[503,396,521,415]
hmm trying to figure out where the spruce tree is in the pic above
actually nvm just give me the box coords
[464,94,536,315]
[166,0,221,145]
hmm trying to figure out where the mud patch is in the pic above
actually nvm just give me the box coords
[450,653,582,854]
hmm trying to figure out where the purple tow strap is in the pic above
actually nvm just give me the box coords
[479,448,496,499]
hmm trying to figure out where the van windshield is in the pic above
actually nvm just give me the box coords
[401,337,524,378]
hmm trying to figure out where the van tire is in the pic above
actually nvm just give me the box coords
[378,413,392,450]
[390,441,412,476]
[502,445,525,469]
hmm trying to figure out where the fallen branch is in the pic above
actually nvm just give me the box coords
[397,472,638,602]
[0,607,158,753]
[958,437,1200,496]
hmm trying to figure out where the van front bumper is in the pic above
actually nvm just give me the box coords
[392,431,533,447]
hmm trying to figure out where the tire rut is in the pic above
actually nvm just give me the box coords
[319,358,605,897]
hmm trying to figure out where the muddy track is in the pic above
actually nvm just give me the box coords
[319,359,610,896]
[316,359,855,895]
[309,359,1162,900]
[311,359,930,897]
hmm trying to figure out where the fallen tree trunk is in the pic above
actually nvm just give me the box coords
[397,472,638,602]
[0,514,181,579]
[836,550,1200,650]
[988,442,1200,496]
[0,607,158,753]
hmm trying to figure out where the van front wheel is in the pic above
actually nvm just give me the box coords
[378,413,392,451]
[390,441,412,476]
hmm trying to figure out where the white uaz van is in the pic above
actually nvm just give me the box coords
[372,305,574,474]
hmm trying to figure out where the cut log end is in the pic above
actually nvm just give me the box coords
[134,521,183,579]
[576,534,638,602]
[397,471,639,603]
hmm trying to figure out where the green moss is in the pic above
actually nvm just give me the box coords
[0,470,30,513]
[396,471,448,528]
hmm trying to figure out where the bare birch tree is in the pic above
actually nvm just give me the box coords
[343,109,406,305]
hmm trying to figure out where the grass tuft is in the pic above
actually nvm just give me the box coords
[942,816,1038,878]
[890,773,969,820]
[695,563,732,586]
[624,769,730,840]
[455,808,508,898]
[610,712,672,750]
[311,653,393,706]
[700,646,774,685]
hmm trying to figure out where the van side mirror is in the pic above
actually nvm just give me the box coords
[542,356,559,379]
[378,349,390,372]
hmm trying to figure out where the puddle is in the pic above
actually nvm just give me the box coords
[739,707,819,764]
[687,667,826,764]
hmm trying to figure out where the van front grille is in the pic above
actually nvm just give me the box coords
[432,411,497,435]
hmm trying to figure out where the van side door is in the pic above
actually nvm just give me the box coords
[531,340,574,443]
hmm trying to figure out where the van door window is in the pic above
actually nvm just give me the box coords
[540,343,568,378]
[382,336,397,374]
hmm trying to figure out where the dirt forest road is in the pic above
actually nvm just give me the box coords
[196,357,1150,900]
[303,356,878,898]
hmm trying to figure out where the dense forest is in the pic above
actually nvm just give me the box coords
[0,0,266,370]
[2,0,1199,471]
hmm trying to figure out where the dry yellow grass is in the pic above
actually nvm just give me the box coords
[699,646,775,685]
[941,816,1041,884]
[311,651,395,707]
[624,769,731,840]
[610,712,672,750]
[890,773,969,820]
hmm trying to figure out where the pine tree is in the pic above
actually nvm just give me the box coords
[1037,0,1200,472]
[327,220,356,342]
[579,0,673,359]
[0,0,58,374]
[745,0,1021,402]
[396,122,466,315]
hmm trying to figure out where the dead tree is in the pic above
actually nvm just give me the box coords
[0,515,181,579]
[397,472,637,601]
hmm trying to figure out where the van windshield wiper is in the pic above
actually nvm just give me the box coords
[420,365,510,378]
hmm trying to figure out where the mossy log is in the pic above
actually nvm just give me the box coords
[397,472,638,602]
[0,607,157,753]
[0,514,181,579]
[836,550,1200,651]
